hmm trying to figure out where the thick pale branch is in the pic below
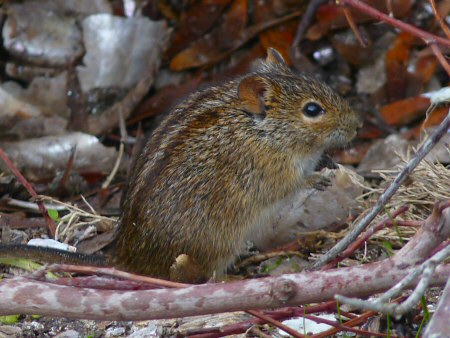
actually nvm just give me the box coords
[0,264,448,321]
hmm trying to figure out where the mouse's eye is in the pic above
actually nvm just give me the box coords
[303,102,325,118]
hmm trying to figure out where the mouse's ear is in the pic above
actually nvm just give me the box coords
[266,48,286,66]
[238,75,269,116]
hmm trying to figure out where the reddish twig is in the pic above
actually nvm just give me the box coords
[188,302,337,338]
[310,310,378,338]
[339,0,450,76]
[322,205,409,269]
[246,310,305,338]
[304,314,388,337]
[292,0,328,48]
[46,276,158,290]
[429,0,450,40]
[311,296,406,338]
[429,43,450,77]
[387,219,422,227]
[48,264,189,289]
[336,202,450,317]
[339,0,450,46]
[58,146,76,190]
[342,7,368,47]
[248,327,272,338]
[0,147,56,236]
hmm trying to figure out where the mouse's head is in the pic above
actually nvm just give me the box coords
[237,48,362,153]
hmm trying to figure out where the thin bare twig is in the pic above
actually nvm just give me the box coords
[103,111,127,189]
[429,0,450,40]
[336,228,450,318]
[339,0,450,46]
[189,302,337,338]
[47,264,189,289]
[310,309,379,338]
[248,327,272,338]
[313,109,450,269]
[58,146,76,190]
[342,7,368,47]
[304,314,388,337]
[0,148,56,236]
[246,310,305,338]
[429,43,450,77]
[378,243,450,302]
[102,142,124,189]
[339,0,450,75]
[322,205,408,269]
[292,0,328,48]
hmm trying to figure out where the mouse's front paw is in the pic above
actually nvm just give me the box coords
[305,173,332,191]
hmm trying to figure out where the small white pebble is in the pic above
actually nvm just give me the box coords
[422,87,450,105]
[27,239,76,252]
[105,327,126,337]
[279,314,337,336]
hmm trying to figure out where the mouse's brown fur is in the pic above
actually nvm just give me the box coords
[114,48,361,279]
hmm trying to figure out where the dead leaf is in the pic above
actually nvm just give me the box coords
[380,96,430,126]
[259,20,297,65]
[164,0,233,60]
[385,32,416,101]
[170,0,248,71]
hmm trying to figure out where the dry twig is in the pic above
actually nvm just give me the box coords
[0,148,56,236]
[336,240,450,318]
[322,205,408,269]
[429,0,450,40]
[246,310,304,338]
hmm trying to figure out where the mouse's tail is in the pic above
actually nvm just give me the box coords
[0,244,111,267]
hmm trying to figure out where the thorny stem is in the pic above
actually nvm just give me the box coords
[0,148,56,236]
[312,109,450,269]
